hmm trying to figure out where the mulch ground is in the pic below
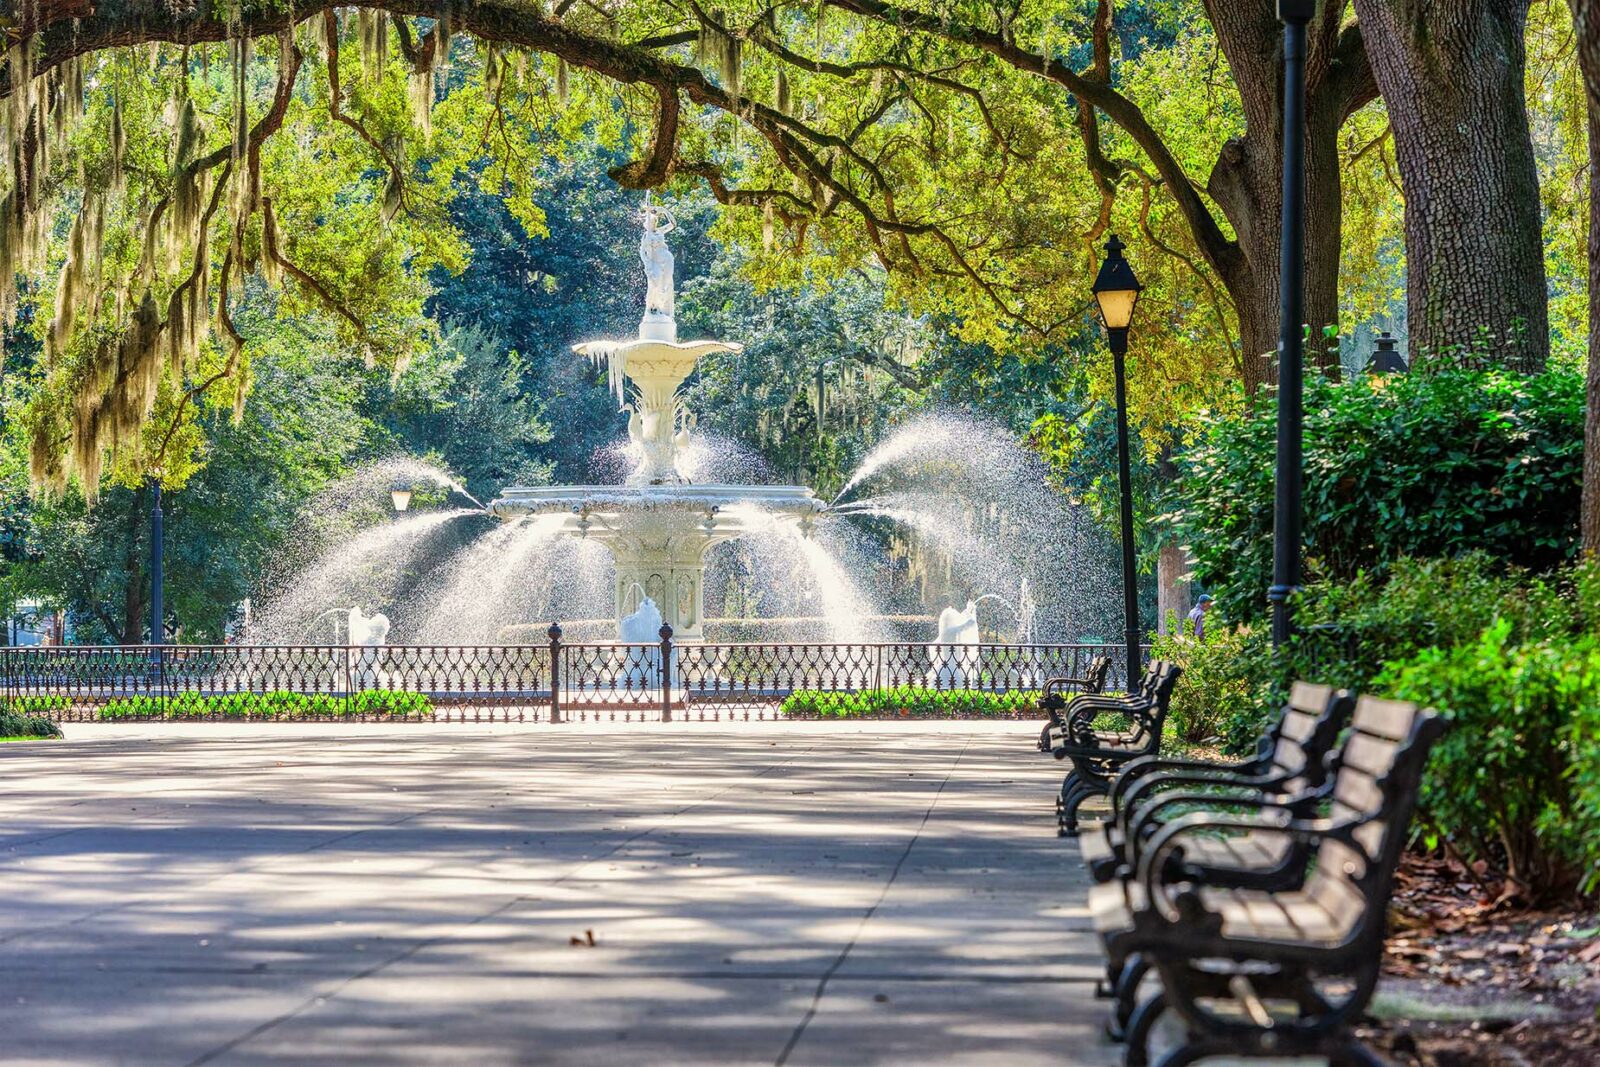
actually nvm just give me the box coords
[1358,852,1600,1066]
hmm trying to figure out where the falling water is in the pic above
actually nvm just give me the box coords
[251,508,480,642]
[832,411,1122,642]
[715,505,886,643]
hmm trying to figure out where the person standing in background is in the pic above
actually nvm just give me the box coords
[1187,594,1214,640]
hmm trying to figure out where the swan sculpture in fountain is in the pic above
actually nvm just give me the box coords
[489,195,825,641]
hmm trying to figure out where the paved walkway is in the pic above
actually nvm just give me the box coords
[0,722,1115,1066]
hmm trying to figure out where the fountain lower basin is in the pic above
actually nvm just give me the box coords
[489,484,825,641]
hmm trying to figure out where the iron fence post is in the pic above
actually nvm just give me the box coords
[547,623,563,724]
[344,643,354,716]
[659,624,673,722]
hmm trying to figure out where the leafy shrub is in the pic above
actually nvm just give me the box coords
[1377,620,1600,896]
[1171,369,1583,623]
[0,696,65,739]
[97,690,433,721]
[1148,624,1274,748]
[1285,554,1555,693]
[781,687,1038,718]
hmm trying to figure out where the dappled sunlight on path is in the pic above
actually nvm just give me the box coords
[0,723,1114,1066]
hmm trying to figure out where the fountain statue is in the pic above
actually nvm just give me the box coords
[490,195,825,641]
[928,600,981,688]
[639,194,676,339]
[346,606,391,689]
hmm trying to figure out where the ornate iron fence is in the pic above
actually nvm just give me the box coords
[1,633,1151,724]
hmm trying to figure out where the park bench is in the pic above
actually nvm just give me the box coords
[1050,661,1183,836]
[1034,655,1112,750]
[1087,693,1447,1067]
[1080,681,1355,886]
[1037,657,1155,754]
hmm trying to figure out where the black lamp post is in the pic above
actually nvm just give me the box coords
[1092,234,1145,688]
[149,478,164,647]
[1270,0,1314,650]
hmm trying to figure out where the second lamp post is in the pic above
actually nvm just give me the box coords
[1091,234,1144,688]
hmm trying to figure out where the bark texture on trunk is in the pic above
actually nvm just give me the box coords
[1353,0,1548,371]
[1156,542,1193,635]
[1204,3,1367,393]
[1570,0,1600,554]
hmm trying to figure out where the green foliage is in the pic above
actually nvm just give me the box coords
[1287,554,1597,694]
[780,687,1037,719]
[1172,369,1584,623]
[97,689,433,720]
[1148,624,1274,748]
[1377,620,1600,895]
[0,696,66,739]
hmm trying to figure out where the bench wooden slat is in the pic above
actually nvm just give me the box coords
[1350,695,1417,742]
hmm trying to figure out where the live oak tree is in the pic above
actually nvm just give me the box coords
[0,0,1384,494]
[0,0,1579,505]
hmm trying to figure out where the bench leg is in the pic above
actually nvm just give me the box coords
[1059,779,1097,836]
[1121,987,1166,1067]
[1109,955,1151,1038]
[1057,774,1089,836]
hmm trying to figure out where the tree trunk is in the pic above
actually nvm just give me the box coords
[1213,103,1347,394]
[1202,2,1368,394]
[1156,542,1193,635]
[1570,0,1600,553]
[1353,0,1548,371]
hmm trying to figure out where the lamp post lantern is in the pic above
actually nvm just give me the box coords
[1366,331,1407,375]
[1092,234,1145,688]
[1270,0,1315,649]
[390,485,414,514]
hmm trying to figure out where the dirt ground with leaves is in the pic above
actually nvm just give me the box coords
[1360,853,1600,1066]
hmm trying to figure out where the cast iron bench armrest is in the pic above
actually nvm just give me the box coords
[1082,702,1156,740]
[1042,674,1099,697]
[1109,754,1272,810]
[1125,786,1318,845]
[1115,768,1296,838]
[1042,688,1130,728]
[1052,735,1149,761]
[1065,693,1145,718]
[1135,812,1346,917]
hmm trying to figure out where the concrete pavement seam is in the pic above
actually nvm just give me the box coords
[772,736,972,1067]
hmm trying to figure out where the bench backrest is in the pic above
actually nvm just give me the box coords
[1303,695,1446,947]
[1083,655,1111,695]
[1139,660,1183,743]
[1258,681,1356,793]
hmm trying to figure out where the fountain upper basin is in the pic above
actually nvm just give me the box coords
[489,484,824,525]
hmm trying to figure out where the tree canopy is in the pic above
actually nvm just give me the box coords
[0,0,1595,637]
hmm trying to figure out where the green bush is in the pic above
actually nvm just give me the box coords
[1148,624,1274,748]
[0,696,65,739]
[1377,620,1600,896]
[1,695,67,739]
[781,687,1038,718]
[1171,369,1583,623]
[97,690,434,721]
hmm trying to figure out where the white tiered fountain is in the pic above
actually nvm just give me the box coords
[489,197,825,641]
